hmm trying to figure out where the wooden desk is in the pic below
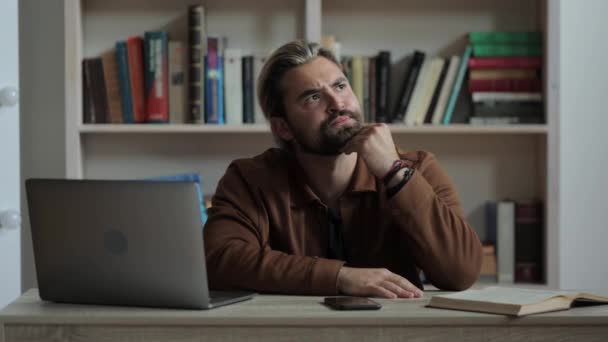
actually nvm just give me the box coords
[1,289,607,341]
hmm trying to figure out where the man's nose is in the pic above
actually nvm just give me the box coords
[326,92,343,114]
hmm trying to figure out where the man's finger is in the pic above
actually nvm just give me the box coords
[389,273,424,297]
[380,281,415,298]
[369,285,397,299]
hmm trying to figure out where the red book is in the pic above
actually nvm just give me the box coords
[468,79,542,92]
[127,36,146,123]
[468,57,542,69]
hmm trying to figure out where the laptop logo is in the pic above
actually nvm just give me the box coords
[104,229,128,255]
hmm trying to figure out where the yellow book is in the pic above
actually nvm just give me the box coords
[351,56,364,115]
[469,69,538,80]
[428,286,608,316]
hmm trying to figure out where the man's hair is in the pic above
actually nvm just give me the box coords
[257,40,341,120]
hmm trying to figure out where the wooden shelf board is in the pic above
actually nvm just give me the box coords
[79,123,548,135]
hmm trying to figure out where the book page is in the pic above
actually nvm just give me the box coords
[437,286,574,306]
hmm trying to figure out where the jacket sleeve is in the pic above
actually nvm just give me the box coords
[203,162,344,295]
[390,152,483,290]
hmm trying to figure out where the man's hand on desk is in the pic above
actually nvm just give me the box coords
[337,267,424,299]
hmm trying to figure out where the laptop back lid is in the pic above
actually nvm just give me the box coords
[26,179,211,309]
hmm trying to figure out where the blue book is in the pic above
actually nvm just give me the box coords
[144,173,208,227]
[115,41,134,123]
[217,55,225,124]
[442,45,472,125]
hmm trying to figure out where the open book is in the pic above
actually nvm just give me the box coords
[427,286,608,316]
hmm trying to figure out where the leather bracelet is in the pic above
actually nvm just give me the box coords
[382,160,408,186]
[386,167,415,198]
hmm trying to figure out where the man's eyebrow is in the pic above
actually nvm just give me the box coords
[295,77,348,102]
[332,76,348,87]
[296,87,321,102]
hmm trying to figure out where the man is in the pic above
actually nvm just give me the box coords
[204,40,482,299]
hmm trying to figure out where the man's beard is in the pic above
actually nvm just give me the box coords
[289,109,363,156]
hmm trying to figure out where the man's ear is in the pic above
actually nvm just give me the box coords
[270,117,294,142]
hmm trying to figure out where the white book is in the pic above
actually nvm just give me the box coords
[472,92,543,102]
[413,58,445,125]
[431,55,460,124]
[497,201,515,283]
[253,55,268,124]
[223,48,243,125]
[403,59,431,126]
[168,41,187,124]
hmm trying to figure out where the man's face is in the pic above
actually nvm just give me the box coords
[278,57,363,155]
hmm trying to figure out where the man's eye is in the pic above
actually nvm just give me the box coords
[307,94,321,102]
[337,83,347,90]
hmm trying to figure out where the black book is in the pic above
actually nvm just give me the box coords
[515,200,544,283]
[393,51,425,123]
[242,55,254,124]
[188,4,206,123]
[375,51,391,123]
[83,58,108,124]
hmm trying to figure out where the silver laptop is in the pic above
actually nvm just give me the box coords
[26,179,255,309]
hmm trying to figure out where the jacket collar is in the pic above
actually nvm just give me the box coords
[289,153,378,208]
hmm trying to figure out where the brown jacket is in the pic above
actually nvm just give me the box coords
[204,148,482,295]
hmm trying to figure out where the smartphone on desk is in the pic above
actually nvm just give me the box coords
[324,296,382,310]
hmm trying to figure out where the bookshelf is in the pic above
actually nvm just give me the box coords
[59,0,556,287]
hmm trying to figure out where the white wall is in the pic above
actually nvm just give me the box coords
[19,0,67,291]
[558,0,608,289]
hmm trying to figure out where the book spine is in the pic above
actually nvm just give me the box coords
[115,41,134,123]
[472,92,543,102]
[168,41,187,124]
[188,4,206,123]
[473,44,543,57]
[393,51,425,123]
[468,79,542,92]
[82,59,96,123]
[351,56,364,116]
[424,59,449,124]
[473,101,543,118]
[89,58,109,123]
[242,55,254,123]
[431,55,459,125]
[485,201,497,244]
[442,45,472,124]
[205,37,220,124]
[469,31,542,45]
[404,59,430,125]
[515,200,544,283]
[127,36,146,123]
[217,52,225,125]
[144,31,169,123]
[253,56,267,123]
[497,200,515,283]
[224,48,243,125]
[368,56,376,122]
[100,50,124,123]
[414,58,445,125]
[375,51,391,123]
[468,57,542,69]
[362,57,369,122]
[470,69,539,80]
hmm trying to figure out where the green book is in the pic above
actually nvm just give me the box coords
[473,44,542,57]
[469,31,542,45]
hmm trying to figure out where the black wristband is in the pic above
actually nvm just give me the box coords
[386,167,414,198]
